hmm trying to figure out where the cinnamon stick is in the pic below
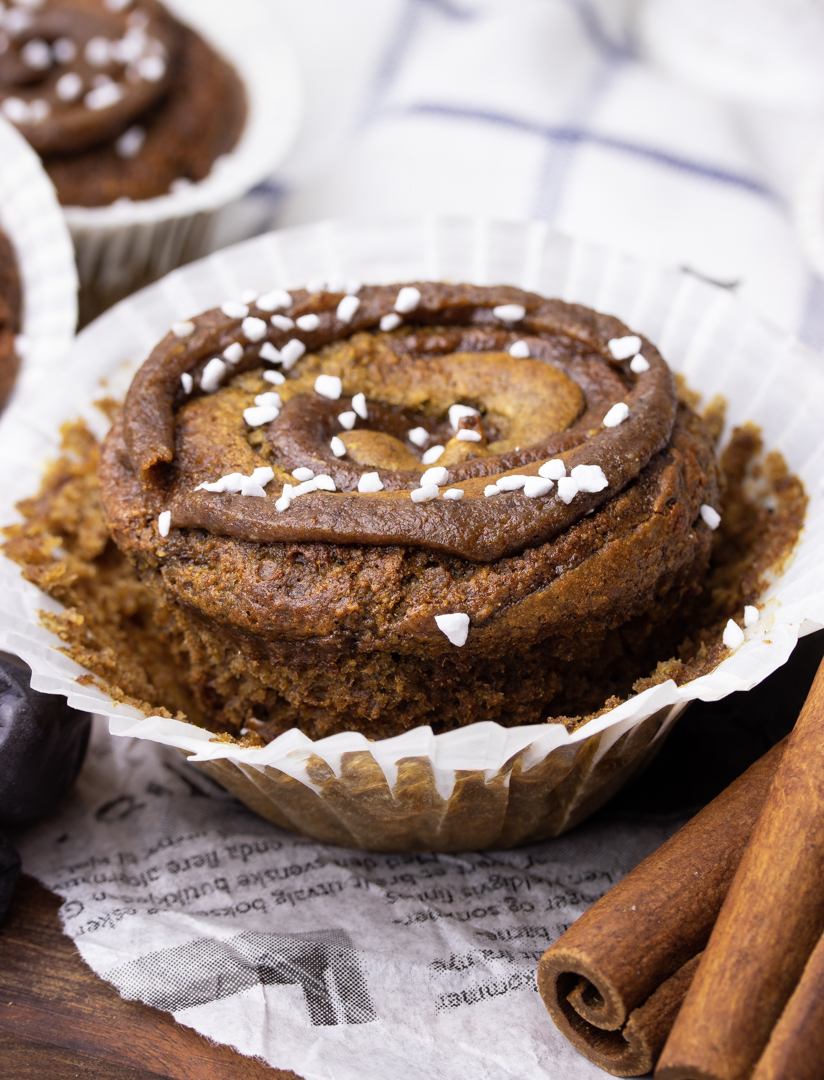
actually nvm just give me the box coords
[750,926,824,1080]
[657,657,824,1080]
[537,738,786,1077]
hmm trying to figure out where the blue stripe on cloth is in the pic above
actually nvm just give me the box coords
[391,102,781,203]
[560,0,637,60]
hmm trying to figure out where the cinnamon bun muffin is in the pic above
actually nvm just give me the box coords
[0,0,246,206]
[98,283,723,741]
[0,226,21,410]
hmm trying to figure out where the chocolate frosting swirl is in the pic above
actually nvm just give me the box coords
[0,0,178,155]
[117,283,677,563]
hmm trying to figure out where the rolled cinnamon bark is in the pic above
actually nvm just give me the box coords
[657,657,824,1080]
[537,738,786,1077]
[750,927,824,1080]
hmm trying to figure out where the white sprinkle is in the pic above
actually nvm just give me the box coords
[1,98,30,124]
[435,613,470,647]
[105,0,134,10]
[700,504,721,530]
[330,436,346,457]
[21,38,51,70]
[608,335,642,361]
[306,277,326,294]
[223,342,244,364]
[53,37,78,64]
[411,484,439,504]
[240,289,259,304]
[395,286,421,313]
[421,466,449,487]
[292,467,315,482]
[358,472,384,493]
[251,467,274,487]
[744,605,760,628]
[137,54,166,82]
[27,98,50,123]
[222,301,249,320]
[493,303,526,323]
[314,475,336,492]
[603,402,630,428]
[292,479,319,497]
[256,289,291,312]
[3,10,32,36]
[241,479,267,498]
[723,619,745,650]
[509,340,530,358]
[271,314,295,331]
[344,279,362,296]
[457,429,482,442]
[115,124,145,158]
[352,392,368,419]
[380,313,401,332]
[315,374,342,400]
[443,488,464,500]
[338,411,356,430]
[200,357,226,393]
[557,476,580,504]
[180,372,193,394]
[259,342,281,365]
[275,495,291,512]
[158,510,170,537]
[172,320,194,338]
[85,81,124,110]
[497,475,528,491]
[198,472,245,494]
[280,340,306,370]
[296,313,320,332]
[422,445,445,465]
[337,295,360,323]
[242,317,268,343]
[484,484,501,497]
[408,427,429,447]
[254,392,281,408]
[523,476,554,498]
[449,404,480,431]
[630,355,650,374]
[263,369,285,385]
[85,36,111,66]
[55,71,83,101]
[539,459,566,480]
[571,464,609,493]
[243,405,279,427]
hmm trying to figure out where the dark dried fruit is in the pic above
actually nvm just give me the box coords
[0,655,90,826]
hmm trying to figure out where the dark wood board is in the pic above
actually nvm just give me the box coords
[0,874,301,1080]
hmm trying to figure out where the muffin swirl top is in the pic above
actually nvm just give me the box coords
[121,282,679,563]
[0,0,178,154]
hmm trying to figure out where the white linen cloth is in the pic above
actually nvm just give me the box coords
[14,720,687,1080]
[251,0,824,349]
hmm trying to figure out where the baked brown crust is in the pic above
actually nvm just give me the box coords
[0,0,246,206]
[0,228,22,411]
[98,283,723,737]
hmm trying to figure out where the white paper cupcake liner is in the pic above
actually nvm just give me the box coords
[60,0,302,319]
[0,216,821,851]
[0,116,78,398]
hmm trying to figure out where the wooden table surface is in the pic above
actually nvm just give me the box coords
[0,874,300,1080]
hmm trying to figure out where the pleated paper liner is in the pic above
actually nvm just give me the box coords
[0,217,821,852]
[61,0,303,323]
[0,116,78,403]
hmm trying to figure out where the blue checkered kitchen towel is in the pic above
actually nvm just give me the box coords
[252,0,824,350]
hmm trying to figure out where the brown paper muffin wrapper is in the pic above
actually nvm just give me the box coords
[1,216,821,851]
[0,116,77,397]
[62,0,302,322]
